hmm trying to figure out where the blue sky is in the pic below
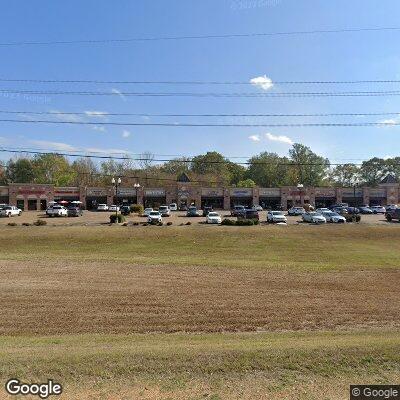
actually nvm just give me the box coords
[1,0,400,164]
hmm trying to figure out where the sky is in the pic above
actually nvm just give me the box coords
[0,0,400,164]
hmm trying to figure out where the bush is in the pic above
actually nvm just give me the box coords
[33,219,47,226]
[142,222,148,226]
[7,222,17,226]
[166,221,173,226]
[221,218,236,226]
[133,222,140,226]
[158,222,164,226]
[22,223,31,226]
[185,221,192,225]
[236,219,254,226]
[130,204,144,214]
[109,214,126,223]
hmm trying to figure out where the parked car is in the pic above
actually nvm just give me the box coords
[253,205,263,211]
[67,206,83,217]
[330,203,349,210]
[318,210,346,223]
[46,205,68,217]
[267,211,287,223]
[97,204,109,212]
[186,206,200,217]
[147,211,162,224]
[358,206,373,214]
[337,208,361,222]
[287,207,305,216]
[231,205,246,217]
[158,205,171,217]
[237,209,259,221]
[206,212,222,224]
[109,205,120,212]
[202,206,213,217]
[386,208,400,222]
[315,208,330,213]
[302,211,326,224]
[120,205,131,216]
[370,205,386,214]
[143,207,153,217]
[0,205,22,217]
[169,203,178,211]
[179,204,188,211]
[386,204,398,212]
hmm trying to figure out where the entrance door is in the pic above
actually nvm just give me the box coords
[28,199,37,211]
[17,200,24,210]
[40,200,47,210]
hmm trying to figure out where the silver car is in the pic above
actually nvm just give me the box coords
[319,211,346,223]
[267,211,287,223]
[302,211,326,224]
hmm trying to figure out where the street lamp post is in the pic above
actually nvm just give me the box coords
[111,177,121,221]
[297,183,304,206]
[353,182,359,208]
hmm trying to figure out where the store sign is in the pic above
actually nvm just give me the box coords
[315,188,336,197]
[342,188,363,197]
[230,188,252,197]
[55,187,80,196]
[201,188,223,197]
[117,188,137,196]
[87,188,109,197]
[16,186,48,195]
[369,189,386,197]
[145,189,165,197]
[259,188,280,197]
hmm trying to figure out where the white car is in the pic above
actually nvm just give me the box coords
[253,205,263,211]
[97,204,109,211]
[315,208,330,213]
[109,205,120,212]
[318,211,346,223]
[206,212,222,224]
[288,207,306,216]
[386,204,398,212]
[169,203,178,211]
[267,211,287,223]
[143,207,153,216]
[147,211,162,224]
[302,211,326,224]
[158,205,171,217]
[370,205,386,214]
[0,205,22,217]
[46,205,68,217]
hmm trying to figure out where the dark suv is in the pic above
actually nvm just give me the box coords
[67,206,83,217]
[237,209,259,221]
[386,208,400,222]
[202,206,213,217]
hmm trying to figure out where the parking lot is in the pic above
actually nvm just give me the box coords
[0,209,391,226]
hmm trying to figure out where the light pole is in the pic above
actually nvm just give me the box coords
[111,177,121,221]
[353,182,359,208]
[297,183,304,207]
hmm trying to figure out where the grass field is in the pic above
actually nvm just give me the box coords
[0,224,399,399]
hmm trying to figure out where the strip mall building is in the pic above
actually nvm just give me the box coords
[0,176,398,211]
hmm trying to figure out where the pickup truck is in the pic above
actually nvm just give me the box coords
[0,205,22,217]
[46,205,68,217]
[385,208,400,222]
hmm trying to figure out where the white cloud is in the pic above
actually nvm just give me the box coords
[248,134,261,142]
[85,110,108,118]
[85,147,129,155]
[142,115,150,121]
[49,110,83,123]
[250,75,274,91]
[265,132,294,145]
[379,118,397,125]
[92,125,107,132]
[122,130,131,138]
[29,140,77,151]
[111,88,126,101]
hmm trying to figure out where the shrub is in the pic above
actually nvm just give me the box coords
[142,222,148,226]
[236,219,254,226]
[130,204,144,214]
[7,222,17,226]
[133,222,140,226]
[185,221,192,225]
[34,219,47,226]
[122,222,128,226]
[221,218,236,226]
[109,214,126,223]
[166,221,173,226]
[22,223,31,226]
[158,222,164,226]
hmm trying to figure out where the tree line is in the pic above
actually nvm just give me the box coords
[0,143,397,188]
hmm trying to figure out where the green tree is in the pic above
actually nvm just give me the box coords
[329,164,360,186]
[289,143,330,186]
[359,157,387,186]
[71,157,99,186]
[191,152,232,184]
[236,178,256,188]
[6,158,35,183]
[0,163,7,185]
[33,154,75,186]
[160,158,190,175]
[226,161,246,185]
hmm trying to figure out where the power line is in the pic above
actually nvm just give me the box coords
[0,26,399,46]
[0,110,400,118]
[1,78,400,85]
[4,89,400,97]
[0,118,398,128]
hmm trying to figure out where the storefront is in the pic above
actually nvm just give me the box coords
[315,188,337,208]
[54,187,80,203]
[230,188,253,208]
[259,188,281,210]
[144,189,166,208]
[201,188,224,209]
[342,188,363,207]
[86,187,110,210]
[369,188,386,206]
[115,188,137,205]
[0,186,9,205]
[9,184,53,211]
